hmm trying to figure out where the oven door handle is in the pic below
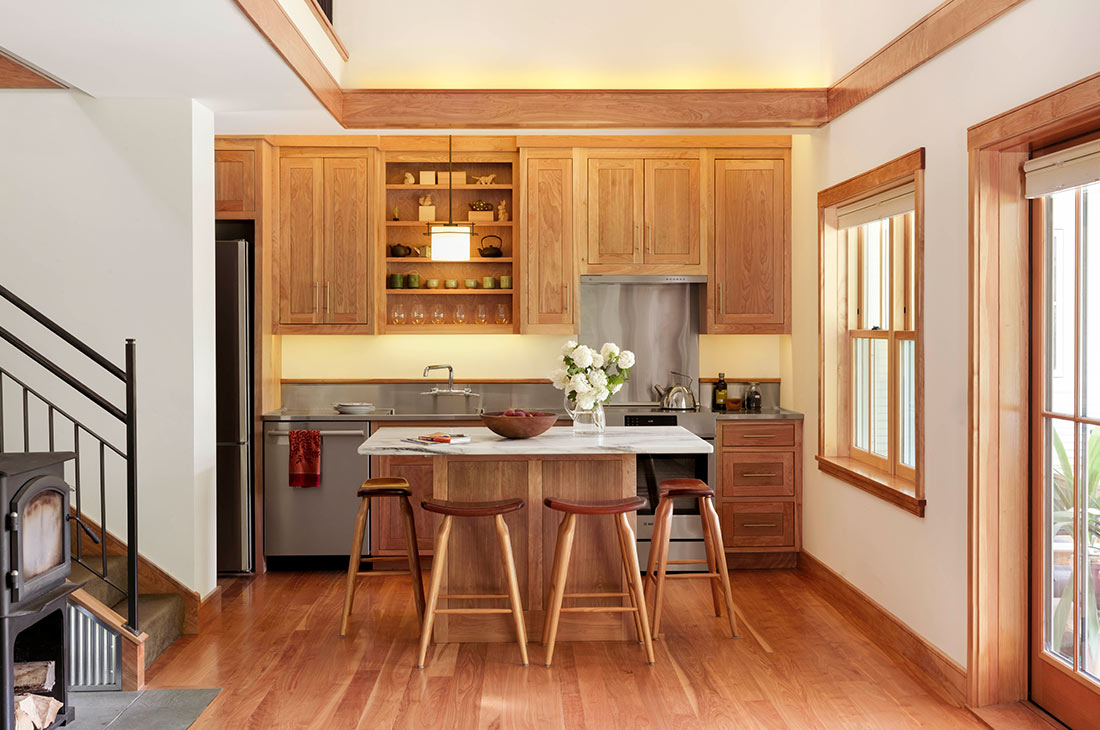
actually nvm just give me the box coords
[67,513,101,545]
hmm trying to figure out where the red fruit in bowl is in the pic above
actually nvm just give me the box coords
[516,411,528,417]
[503,409,517,416]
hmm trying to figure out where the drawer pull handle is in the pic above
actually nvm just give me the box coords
[742,522,778,528]
[741,434,776,439]
[742,472,778,478]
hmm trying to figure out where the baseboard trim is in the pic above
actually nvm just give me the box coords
[799,551,967,705]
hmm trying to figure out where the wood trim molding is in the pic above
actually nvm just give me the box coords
[829,0,1028,121]
[0,51,63,89]
[799,551,968,705]
[818,148,926,208]
[518,135,793,149]
[303,0,349,61]
[341,88,829,129]
[815,455,925,517]
[968,72,1100,150]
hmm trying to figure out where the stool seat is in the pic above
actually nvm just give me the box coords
[358,477,412,497]
[658,478,715,498]
[543,496,648,515]
[421,498,525,517]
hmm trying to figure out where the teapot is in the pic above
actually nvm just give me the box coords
[654,372,699,411]
[389,243,412,258]
[477,235,503,258]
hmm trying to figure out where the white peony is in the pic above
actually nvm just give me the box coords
[590,351,605,369]
[588,369,608,388]
[600,342,620,360]
[576,392,597,410]
[593,386,610,403]
[569,373,593,394]
[549,368,569,390]
[571,345,594,368]
[618,349,635,369]
[610,382,623,394]
[561,340,578,356]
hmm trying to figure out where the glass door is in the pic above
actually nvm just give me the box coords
[1032,182,1100,727]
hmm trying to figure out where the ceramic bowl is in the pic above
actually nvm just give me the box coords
[444,279,458,289]
[464,279,479,289]
[425,279,440,289]
[480,411,557,439]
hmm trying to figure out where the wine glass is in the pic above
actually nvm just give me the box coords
[495,303,510,325]
[431,303,446,325]
[411,303,426,325]
[454,303,468,324]
[390,302,407,325]
[475,304,488,325]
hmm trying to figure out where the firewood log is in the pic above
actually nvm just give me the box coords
[13,693,62,730]
[13,661,55,693]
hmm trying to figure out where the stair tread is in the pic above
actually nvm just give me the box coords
[110,593,185,669]
[68,556,128,607]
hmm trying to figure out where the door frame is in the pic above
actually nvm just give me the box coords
[968,71,1100,708]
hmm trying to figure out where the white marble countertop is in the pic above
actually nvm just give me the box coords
[357,425,712,456]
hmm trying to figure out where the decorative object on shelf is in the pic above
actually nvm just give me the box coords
[425,279,440,289]
[464,278,479,289]
[744,382,763,412]
[391,302,407,324]
[438,171,466,185]
[499,275,512,289]
[469,199,495,222]
[389,243,412,258]
[427,136,473,261]
[388,273,405,289]
[475,304,489,324]
[473,174,497,185]
[444,279,458,289]
[495,303,510,324]
[403,172,416,184]
[407,272,421,289]
[454,303,468,323]
[477,234,503,257]
[411,302,426,325]
[497,200,509,222]
[419,171,436,185]
[481,276,496,289]
[552,341,635,435]
[417,194,436,223]
[415,245,430,258]
[392,205,400,221]
[431,303,446,324]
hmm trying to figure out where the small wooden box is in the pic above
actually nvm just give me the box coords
[419,171,436,185]
[418,205,436,222]
[437,171,466,185]
[468,211,495,222]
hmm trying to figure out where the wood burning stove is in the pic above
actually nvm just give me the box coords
[0,454,78,730]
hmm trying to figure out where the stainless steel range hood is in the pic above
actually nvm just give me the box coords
[579,275,703,405]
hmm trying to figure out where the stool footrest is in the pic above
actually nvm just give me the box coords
[560,606,638,614]
[439,593,509,600]
[666,572,720,580]
[357,570,414,577]
[563,592,629,599]
[666,559,709,565]
[434,608,513,615]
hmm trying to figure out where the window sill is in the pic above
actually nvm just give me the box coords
[815,455,925,517]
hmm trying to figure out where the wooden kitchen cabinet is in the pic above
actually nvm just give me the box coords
[717,418,802,567]
[586,158,644,266]
[215,149,256,213]
[643,159,700,266]
[277,155,370,329]
[710,156,790,333]
[523,157,576,332]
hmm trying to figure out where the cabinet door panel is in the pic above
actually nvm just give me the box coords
[371,455,438,555]
[215,150,255,213]
[323,158,369,325]
[720,451,795,498]
[644,159,700,265]
[587,159,643,266]
[714,159,786,328]
[278,157,324,324]
[526,158,575,328]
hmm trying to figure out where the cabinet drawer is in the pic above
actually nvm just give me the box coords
[721,451,794,498]
[720,501,794,548]
[720,421,796,447]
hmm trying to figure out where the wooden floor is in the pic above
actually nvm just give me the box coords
[147,568,1006,729]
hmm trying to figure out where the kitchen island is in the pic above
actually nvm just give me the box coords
[358,425,711,642]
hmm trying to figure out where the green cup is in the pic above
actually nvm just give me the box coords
[388,273,405,289]
[499,275,513,290]
[464,279,479,289]
[444,279,458,289]
[425,279,440,289]
[407,272,421,289]
[482,276,496,289]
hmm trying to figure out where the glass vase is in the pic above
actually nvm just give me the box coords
[564,396,606,435]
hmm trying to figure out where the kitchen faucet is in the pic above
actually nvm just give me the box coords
[421,364,479,397]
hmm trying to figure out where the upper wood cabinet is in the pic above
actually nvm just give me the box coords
[584,156,701,272]
[709,155,790,334]
[215,150,256,214]
[278,156,370,329]
[523,157,576,332]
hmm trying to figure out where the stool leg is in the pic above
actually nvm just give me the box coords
[340,496,369,637]
[543,513,577,667]
[702,497,739,638]
[494,515,529,667]
[649,498,675,638]
[643,499,666,595]
[417,515,453,669]
[699,497,724,617]
[541,515,570,645]
[614,515,645,644]
[616,513,655,665]
[400,496,426,626]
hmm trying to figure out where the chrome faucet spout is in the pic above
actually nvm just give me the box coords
[423,364,456,393]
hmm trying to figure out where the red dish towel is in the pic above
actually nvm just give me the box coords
[289,430,321,488]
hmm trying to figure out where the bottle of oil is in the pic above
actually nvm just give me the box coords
[713,372,728,412]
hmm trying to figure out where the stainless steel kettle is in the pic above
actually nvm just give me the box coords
[654,372,698,411]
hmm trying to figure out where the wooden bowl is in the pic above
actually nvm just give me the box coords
[480,411,557,439]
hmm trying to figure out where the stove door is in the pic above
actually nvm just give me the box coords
[10,475,71,605]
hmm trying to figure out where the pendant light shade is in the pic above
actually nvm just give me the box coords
[428,135,472,261]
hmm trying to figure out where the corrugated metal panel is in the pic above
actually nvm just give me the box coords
[67,602,121,691]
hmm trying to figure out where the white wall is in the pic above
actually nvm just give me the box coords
[0,92,217,596]
[796,0,1100,665]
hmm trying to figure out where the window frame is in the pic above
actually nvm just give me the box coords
[817,149,926,517]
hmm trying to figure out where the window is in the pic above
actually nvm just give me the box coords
[817,150,925,516]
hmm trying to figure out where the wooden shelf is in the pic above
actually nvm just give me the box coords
[385,324,515,334]
[386,289,514,295]
[386,221,513,227]
[385,257,513,264]
[386,184,512,190]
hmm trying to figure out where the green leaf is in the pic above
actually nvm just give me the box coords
[1053,575,1075,657]
[1052,428,1075,511]
[1087,428,1100,503]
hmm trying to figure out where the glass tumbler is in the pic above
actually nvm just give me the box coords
[390,302,407,325]
[411,302,426,325]
[475,304,488,325]
[454,303,468,324]
[431,303,446,325]
[495,303,510,324]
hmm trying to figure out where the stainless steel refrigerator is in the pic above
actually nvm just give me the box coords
[215,239,253,573]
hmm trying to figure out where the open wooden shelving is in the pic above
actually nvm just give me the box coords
[387,289,514,296]
[385,221,513,227]
[385,184,513,190]
[385,257,513,264]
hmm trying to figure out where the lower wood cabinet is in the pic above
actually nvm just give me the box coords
[716,418,802,566]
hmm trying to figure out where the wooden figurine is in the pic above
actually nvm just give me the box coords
[392,205,400,221]
[473,174,496,185]
[403,172,416,184]
[418,195,433,206]
[497,200,509,222]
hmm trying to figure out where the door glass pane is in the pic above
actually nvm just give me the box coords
[1082,423,1100,678]
[1084,185,1099,418]
[869,337,889,459]
[1047,417,1077,665]
[853,337,868,451]
[1047,190,1076,415]
[899,339,916,468]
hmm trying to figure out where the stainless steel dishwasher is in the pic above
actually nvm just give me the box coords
[263,421,371,556]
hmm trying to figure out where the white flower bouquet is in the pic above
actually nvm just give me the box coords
[550,341,635,411]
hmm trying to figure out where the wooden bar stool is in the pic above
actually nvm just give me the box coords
[340,477,426,637]
[542,496,655,667]
[416,498,529,669]
[644,478,738,639]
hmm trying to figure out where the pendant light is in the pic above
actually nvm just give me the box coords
[428,135,472,261]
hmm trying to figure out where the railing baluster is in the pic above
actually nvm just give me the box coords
[74,423,82,563]
[48,405,54,450]
[100,441,107,583]
[125,339,138,634]
[0,370,5,451]
[22,386,29,451]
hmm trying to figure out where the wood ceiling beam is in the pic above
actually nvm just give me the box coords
[0,51,63,89]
